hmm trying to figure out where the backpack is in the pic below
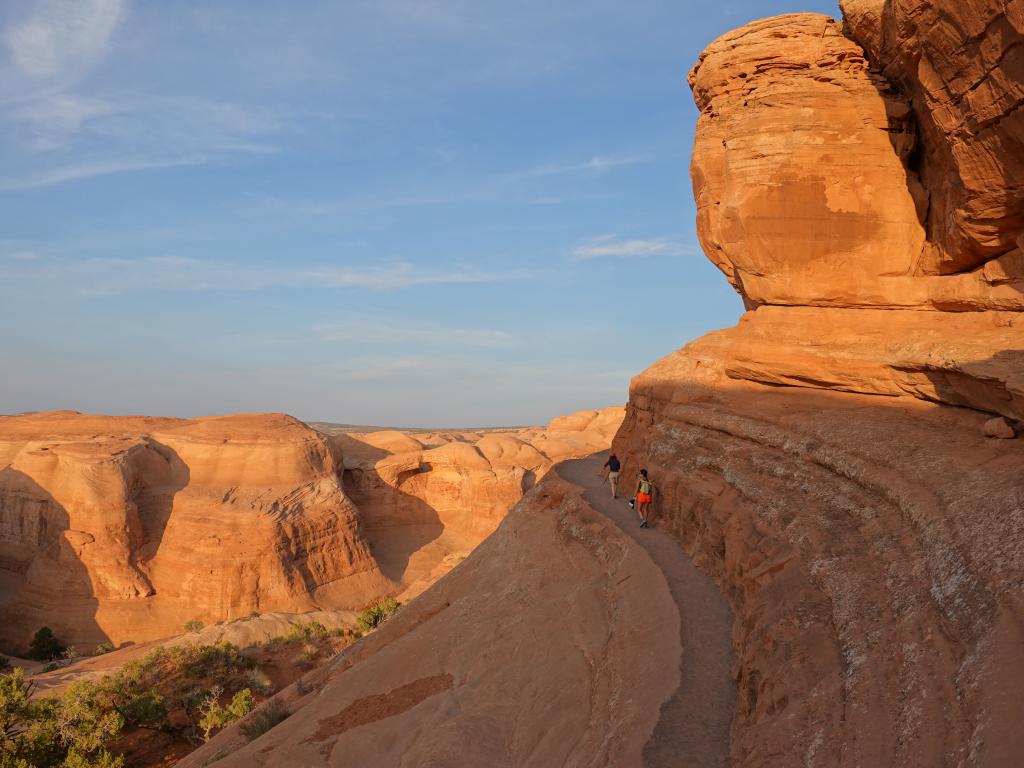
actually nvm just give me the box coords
[639,479,651,494]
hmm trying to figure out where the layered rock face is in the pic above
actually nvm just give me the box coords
[339,408,624,538]
[0,408,623,653]
[0,412,387,650]
[336,408,624,596]
[611,5,1024,766]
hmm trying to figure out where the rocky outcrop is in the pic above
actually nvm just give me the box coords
[691,12,1024,311]
[179,476,680,768]
[338,408,624,539]
[0,408,624,653]
[606,5,1024,766]
[0,412,388,651]
[841,0,1024,273]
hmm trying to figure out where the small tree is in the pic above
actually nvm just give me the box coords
[28,627,66,662]
[198,687,254,741]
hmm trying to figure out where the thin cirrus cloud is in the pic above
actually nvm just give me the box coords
[2,1,286,186]
[501,153,654,183]
[1,253,530,296]
[0,155,209,191]
[570,234,698,261]
[5,0,123,81]
[314,318,516,349]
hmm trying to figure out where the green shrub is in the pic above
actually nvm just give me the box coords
[42,661,60,673]
[0,669,125,767]
[198,686,254,741]
[238,698,289,741]
[285,621,328,641]
[291,643,319,669]
[183,620,204,634]
[244,668,274,695]
[93,643,115,657]
[28,627,66,661]
[356,597,400,633]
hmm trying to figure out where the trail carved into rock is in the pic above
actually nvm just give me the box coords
[558,454,736,768]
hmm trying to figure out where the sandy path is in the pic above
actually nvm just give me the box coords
[558,454,736,768]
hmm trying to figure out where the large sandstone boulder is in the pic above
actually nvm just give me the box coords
[690,12,1024,311]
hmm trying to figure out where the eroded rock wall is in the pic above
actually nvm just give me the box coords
[338,407,625,541]
[0,412,387,650]
[612,4,1024,766]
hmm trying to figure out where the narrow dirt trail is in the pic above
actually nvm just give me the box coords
[557,454,736,768]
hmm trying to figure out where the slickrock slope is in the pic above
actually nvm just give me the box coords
[180,477,681,768]
[336,408,624,593]
[608,5,1024,766]
[0,411,387,650]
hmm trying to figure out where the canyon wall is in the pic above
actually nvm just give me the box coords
[339,408,624,538]
[0,408,623,653]
[611,5,1023,766]
[0,411,387,651]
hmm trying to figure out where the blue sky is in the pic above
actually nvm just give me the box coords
[0,0,840,427]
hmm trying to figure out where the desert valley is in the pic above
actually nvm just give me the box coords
[2,0,1024,766]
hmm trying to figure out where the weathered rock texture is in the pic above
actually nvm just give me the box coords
[607,5,1024,766]
[180,477,680,768]
[0,408,623,653]
[336,408,625,599]
[0,411,387,650]
[339,408,624,536]
[691,11,1024,310]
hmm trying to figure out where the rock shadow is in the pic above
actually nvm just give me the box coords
[0,467,102,654]
[132,438,191,565]
[338,450,446,586]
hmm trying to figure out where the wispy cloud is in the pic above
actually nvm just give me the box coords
[0,155,208,191]
[503,153,653,183]
[314,317,515,348]
[2,253,530,296]
[6,0,123,80]
[570,234,697,261]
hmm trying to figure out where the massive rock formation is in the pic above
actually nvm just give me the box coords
[608,5,1024,766]
[0,408,623,654]
[0,412,388,650]
[336,408,624,594]
[180,476,680,768]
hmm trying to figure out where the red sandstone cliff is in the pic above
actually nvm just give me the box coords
[0,412,388,650]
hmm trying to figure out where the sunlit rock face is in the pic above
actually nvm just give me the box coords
[612,4,1024,766]
[0,411,387,650]
[691,11,1024,311]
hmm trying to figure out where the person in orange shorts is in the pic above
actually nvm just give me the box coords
[634,468,654,528]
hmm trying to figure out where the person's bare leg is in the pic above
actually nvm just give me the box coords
[610,474,618,498]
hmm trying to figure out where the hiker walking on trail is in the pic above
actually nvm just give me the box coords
[635,469,654,528]
[601,453,621,498]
